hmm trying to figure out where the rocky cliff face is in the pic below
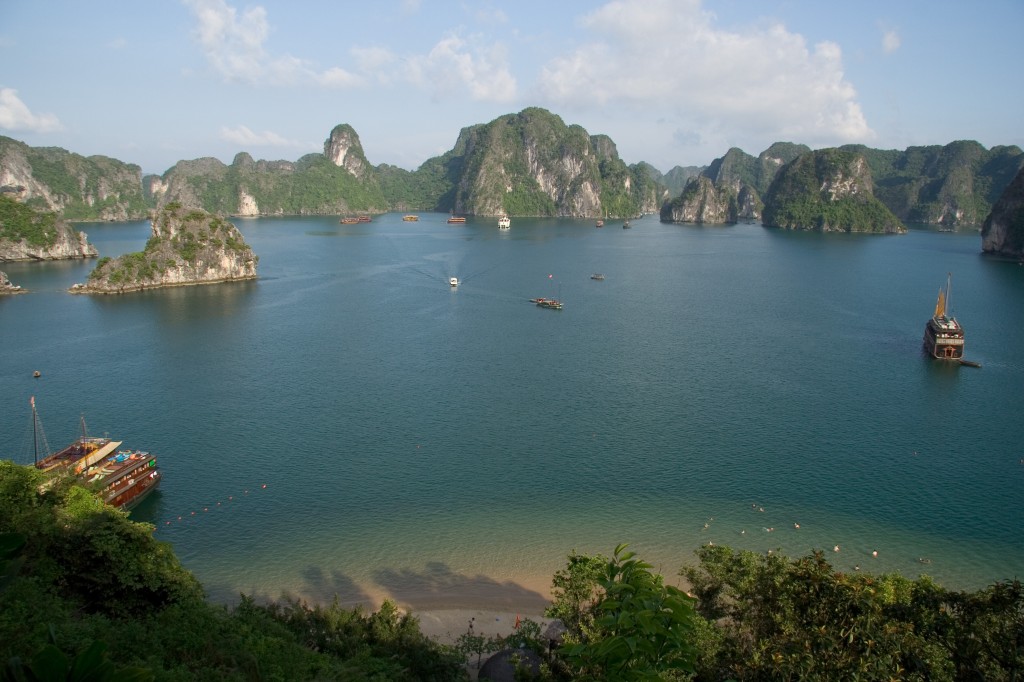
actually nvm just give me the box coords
[0,196,98,261]
[0,136,150,221]
[324,124,371,179]
[446,110,604,217]
[661,176,735,224]
[762,149,905,233]
[981,166,1024,259]
[660,143,808,225]
[71,204,257,294]
[0,270,26,294]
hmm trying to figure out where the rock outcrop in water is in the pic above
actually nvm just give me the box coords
[0,270,25,294]
[981,165,1024,259]
[71,203,257,294]
[0,195,98,261]
[761,149,905,233]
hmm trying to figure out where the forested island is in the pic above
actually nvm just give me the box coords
[3,106,1024,251]
[69,203,258,294]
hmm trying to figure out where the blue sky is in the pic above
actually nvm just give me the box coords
[1,0,1021,175]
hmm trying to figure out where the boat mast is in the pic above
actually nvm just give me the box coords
[945,272,953,318]
[30,396,51,466]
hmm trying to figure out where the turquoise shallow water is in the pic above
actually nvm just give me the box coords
[2,214,1022,609]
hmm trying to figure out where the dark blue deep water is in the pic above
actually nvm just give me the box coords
[2,214,1022,609]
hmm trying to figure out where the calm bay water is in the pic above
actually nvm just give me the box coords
[2,214,1022,610]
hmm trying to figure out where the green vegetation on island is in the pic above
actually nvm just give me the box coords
[762,148,905,233]
[81,203,257,292]
[0,136,151,221]
[0,195,60,248]
[2,462,1022,680]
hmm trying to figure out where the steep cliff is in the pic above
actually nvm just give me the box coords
[152,128,386,216]
[660,143,808,224]
[0,195,98,261]
[762,149,905,233]
[0,136,150,221]
[981,166,1024,259]
[660,176,735,224]
[430,108,652,219]
[71,203,257,294]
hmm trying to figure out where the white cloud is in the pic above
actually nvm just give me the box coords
[220,124,298,147]
[405,34,517,103]
[881,29,901,54]
[184,0,362,88]
[536,0,873,149]
[0,88,62,133]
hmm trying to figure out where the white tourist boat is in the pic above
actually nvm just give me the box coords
[498,215,511,229]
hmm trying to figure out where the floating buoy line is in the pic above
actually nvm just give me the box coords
[160,482,270,528]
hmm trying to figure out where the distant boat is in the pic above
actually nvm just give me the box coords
[447,216,466,224]
[623,220,631,229]
[403,215,419,222]
[339,217,360,224]
[498,215,511,229]
[923,272,965,360]
[536,299,563,310]
[590,274,605,280]
[449,277,460,287]
[596,220,604,228]
[28,397,161,510]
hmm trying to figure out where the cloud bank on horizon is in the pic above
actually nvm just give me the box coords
[0,0,1020,173]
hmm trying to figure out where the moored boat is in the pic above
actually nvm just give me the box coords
[923,273,965,360]
[29,398,161,510]
[340,217,360,224]
[596,220,604,228]
[83,449,161,510]
[357,215,371,223]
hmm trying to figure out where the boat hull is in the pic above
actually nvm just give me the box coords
[923,318,964,359]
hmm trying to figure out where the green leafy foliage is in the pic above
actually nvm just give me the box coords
[681,545,1024,681]
[550,545,698,681]
[0,462,465,681]
[0,197,61,248]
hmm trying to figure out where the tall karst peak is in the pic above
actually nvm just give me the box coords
[324,124,369,178]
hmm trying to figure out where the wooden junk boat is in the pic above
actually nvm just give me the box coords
[923,273,965,360]
[29,397,161,510]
